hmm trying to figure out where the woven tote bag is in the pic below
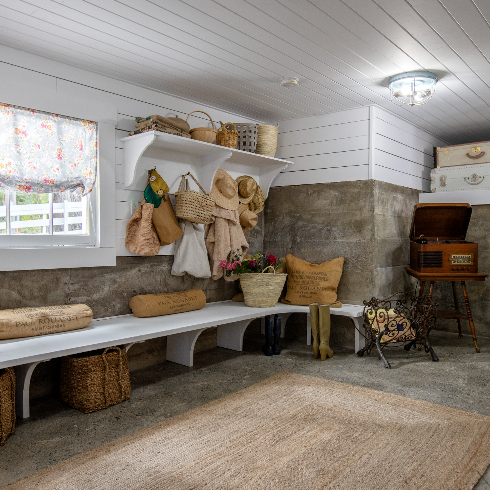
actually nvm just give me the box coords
[174,172,215,224]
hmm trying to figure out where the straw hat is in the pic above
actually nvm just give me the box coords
[238,203,258,234]
[209,169,239,210]
[236,175,258,204]
[249,186,265,214]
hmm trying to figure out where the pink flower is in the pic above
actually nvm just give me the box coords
[227,263,234,271]
[219,260,227,269]
[267,254,276,264]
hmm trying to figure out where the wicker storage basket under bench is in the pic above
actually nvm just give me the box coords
[0,367,16,446]
[60,346,131,413]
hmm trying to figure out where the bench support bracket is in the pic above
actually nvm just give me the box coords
[15,360,51,419]
[166,329,205,367]
[217,319,253,351]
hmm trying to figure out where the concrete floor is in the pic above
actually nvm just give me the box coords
[1,324,490,489]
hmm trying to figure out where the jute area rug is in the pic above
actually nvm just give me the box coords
[6,373,490,490]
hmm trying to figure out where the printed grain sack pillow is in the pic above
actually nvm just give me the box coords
[280,254,344,307]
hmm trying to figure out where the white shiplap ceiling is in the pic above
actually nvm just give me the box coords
[1,0,490,144]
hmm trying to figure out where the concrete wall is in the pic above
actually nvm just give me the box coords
[264,179,420,347]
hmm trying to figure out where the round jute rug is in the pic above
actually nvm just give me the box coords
[6,372,490,489]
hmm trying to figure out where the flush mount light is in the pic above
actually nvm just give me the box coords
[388,71,438,106]
[280,77,299,88]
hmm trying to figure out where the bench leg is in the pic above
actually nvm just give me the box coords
[353,317,366,352]
[217,320,253,351]
[15,360,51,419]
[307,312,311,346]
[124,341,144,352]
[166,329,205,367]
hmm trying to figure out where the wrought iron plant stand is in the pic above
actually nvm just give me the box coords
[356,294,438,368]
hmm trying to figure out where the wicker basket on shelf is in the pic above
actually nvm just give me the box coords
[174,172,215,224]
[255,124,279,157]
[186,111,217,143]
[60,346,131,413]
[0,368,15,446]
[239,271,287,308]
[216,122,238,149]
[234,123,258,152]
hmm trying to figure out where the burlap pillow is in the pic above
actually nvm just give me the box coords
[0,304,93,340]
[281,255,344,306]
[129,289,206,318]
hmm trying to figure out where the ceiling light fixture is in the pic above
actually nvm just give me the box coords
[388,71,438,106]
[280,77,299,88]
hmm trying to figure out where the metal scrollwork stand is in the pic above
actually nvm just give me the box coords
[356,292,438,369]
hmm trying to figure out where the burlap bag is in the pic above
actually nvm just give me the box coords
[281,255,344,307]
[129,289,206,318]
[152,197,184,246]
[0,367,15,446]
[125,202,160,256]
[0,304,93,340]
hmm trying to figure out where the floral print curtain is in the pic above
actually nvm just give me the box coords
[0,103,97,196]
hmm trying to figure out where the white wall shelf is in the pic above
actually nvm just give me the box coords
[419,190,490,206]
[121,131,291,197]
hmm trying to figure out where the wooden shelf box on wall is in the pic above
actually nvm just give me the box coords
[121,131,291,196]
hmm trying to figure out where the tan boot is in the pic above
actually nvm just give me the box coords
[319,304,334,361]
[309,303,320,359]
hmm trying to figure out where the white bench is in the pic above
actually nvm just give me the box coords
[0,301,364,419]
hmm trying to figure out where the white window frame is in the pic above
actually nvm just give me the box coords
[1,190,95,246]
[0,89,116,271]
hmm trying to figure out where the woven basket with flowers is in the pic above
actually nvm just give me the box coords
[220,253,286,308]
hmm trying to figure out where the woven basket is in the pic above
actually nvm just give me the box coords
[174,172,215,224]
[60,346,131,414]
[216,122,238,149]
[0,368,15,446]
[240,272,287,308]
[255,124,279,157]
[187,111,217,143]
[234,123,258,153]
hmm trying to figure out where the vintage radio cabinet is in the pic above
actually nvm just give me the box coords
[409,203,478,274]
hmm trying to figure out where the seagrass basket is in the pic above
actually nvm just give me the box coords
[255,124,279,157]
[239,272,287,308]
[60,346,131,414]
[186,110,217,143]
[175,172,215,224]
[234,123,258,152]
[0,368,15,446]
[216,122,238,149]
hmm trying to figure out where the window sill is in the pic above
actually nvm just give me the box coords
[0,247,116,271]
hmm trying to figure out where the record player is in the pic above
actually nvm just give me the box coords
[409,203,478,273]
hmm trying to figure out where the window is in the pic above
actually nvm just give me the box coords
[0,103,97,247]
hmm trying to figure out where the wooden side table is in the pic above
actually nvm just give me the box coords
[405,268,487,352]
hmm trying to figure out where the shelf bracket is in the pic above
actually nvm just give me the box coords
[198,151,233,194]
[123,132,156,190]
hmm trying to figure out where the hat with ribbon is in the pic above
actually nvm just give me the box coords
[238,203,258,234]
[209,169,239,210]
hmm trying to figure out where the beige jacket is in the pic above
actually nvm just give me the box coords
[205,206,249,280]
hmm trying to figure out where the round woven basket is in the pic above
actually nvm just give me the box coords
[239,272,287,308]
[187,110,217,144]
[255,124,278,157]
[216,122,238,149]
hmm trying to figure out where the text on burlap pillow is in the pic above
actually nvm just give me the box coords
[280,254,344,306]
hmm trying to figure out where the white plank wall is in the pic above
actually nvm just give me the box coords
[0,46,256,257]
[273,106,449,191]
[372,107,449,192]
[274,107,370,187]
